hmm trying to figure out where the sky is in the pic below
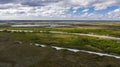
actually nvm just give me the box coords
[0,0,120,20]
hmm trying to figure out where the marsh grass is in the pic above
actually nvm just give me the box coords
[0,31,120,67]
[5,25,120,37]
[1,32,120,54]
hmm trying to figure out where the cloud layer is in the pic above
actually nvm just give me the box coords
[0,0,120,20]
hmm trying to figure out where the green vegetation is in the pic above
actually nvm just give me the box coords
[3,23,120,37]
[1,32,120,54]
[0,32,120,67]
[0,22,120,67]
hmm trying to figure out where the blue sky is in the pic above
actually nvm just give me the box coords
[0,0,120,20]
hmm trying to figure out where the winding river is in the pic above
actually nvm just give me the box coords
[35,43,120,59]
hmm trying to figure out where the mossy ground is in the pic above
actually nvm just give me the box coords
[0,22,120,67]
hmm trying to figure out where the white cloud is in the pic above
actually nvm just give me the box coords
[93,0,117,10]
[0,3,22,9]
[68,0,96,7]
[0,0,120,20]
[82,9,89,13]
[107,8,120,18]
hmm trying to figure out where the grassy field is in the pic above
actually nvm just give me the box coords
[1,32,120,54]
[0,32,120,67]
[2,22,120,37]
[0,22,120,67]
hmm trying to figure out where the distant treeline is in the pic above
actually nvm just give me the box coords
[0,20,120,23]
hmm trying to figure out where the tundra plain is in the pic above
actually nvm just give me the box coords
[0,22,120,67]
